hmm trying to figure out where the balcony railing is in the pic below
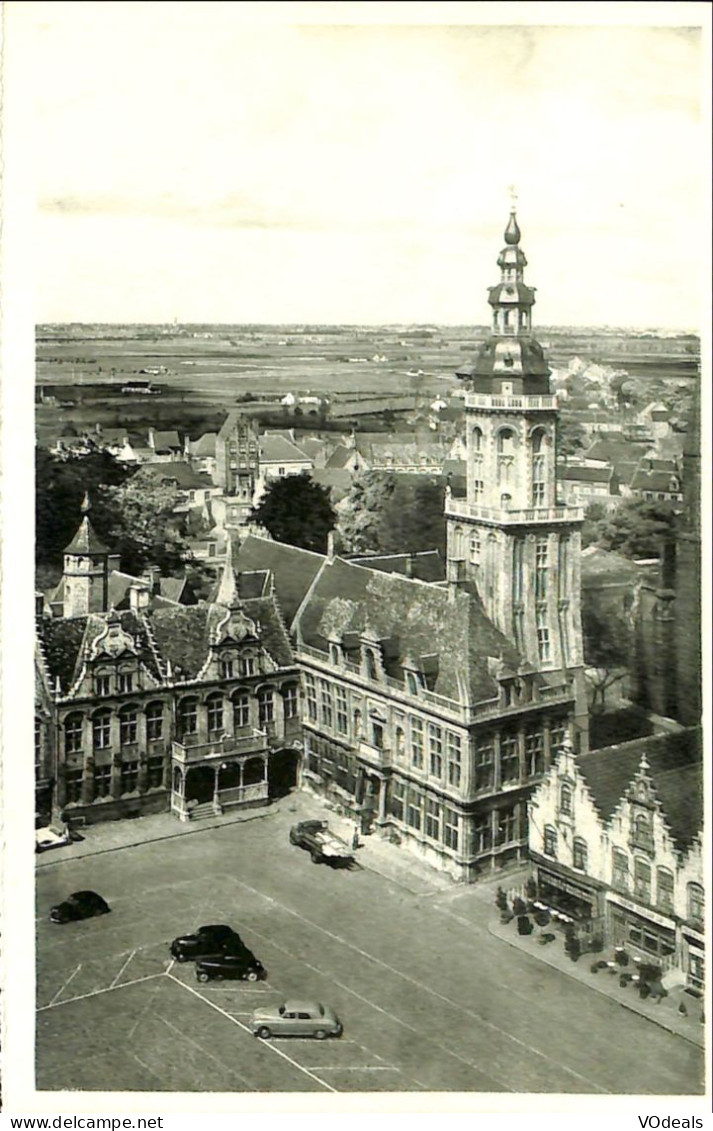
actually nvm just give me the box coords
[445,499,584,525]
[172,730,268,765]
[464,393,558,412]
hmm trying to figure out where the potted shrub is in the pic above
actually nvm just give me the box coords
[512,896,527,917]
[589,936,604,953]
[614,947,629,967]
[564,927,581,963]
[517,915,534,936]
[525,876,538,901]
[534,908,551,928]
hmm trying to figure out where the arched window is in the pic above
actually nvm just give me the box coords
[405,670,419,696]
[232,690,250,729]
[688,883,704,925]
[178,696,198,739]
[472,427,483,453]
[395,726,406,758]
[64,712,84,755]
[572,837,587,871]
[119,704,138,746]
[92,709,112,751]
[206,693,224,735]
[531,429,547,506]
[497,428,516,456]
[656,867,674,913]
[353,708,362,737]
[559,783,573,816]
[365,649,378,681]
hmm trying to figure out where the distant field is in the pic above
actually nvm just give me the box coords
[35,324,699,444]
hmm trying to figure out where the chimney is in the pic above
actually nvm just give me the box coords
[35,591,45,618]
[405,555,414,578]
[107,553,121,575]
[446,558,465,601]
[129,583,150,612]
[141,566,161,593]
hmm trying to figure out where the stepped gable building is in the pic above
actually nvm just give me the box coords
[447,208,589,751]
[35,522,301,826]
[528,728,703,993]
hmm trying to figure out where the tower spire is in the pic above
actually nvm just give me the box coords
[215,536,240,608]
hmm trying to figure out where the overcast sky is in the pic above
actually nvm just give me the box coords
[11,3,709,328]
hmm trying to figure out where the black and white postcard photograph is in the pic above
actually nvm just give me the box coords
[1,0,710,1120]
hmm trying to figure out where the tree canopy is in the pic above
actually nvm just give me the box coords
[250,472,336,553]
[582,595,634,710]
[338,471,446,557]
[36,450,194,576]
[582,497,676,559]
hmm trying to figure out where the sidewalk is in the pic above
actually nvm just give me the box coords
[36,791,456,896]
[489,912,705,1048]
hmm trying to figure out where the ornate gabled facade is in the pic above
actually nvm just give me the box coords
[529,728,703,992]
[446,210,589,753]
[35,521,302,827]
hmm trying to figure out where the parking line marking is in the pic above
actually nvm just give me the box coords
[110,949,136,988]
[312,1066,399,1072]
[227,877,611,1094]
[37,972,163,1011]
[155,1012,253,1089]
[48,964,82,1006]
[166,972,337,1093]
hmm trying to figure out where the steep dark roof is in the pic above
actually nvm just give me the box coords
[563,465,613,484]
[141,462,213,489]
[64,516,108,555]
[238,570,271,600]
[325,445,356,470]
[578,728,702,848]
[241,596,294,667]
[152,430,182,451]
[295,557,521,704]
[348,551,445,584]
[259,435,312,463]
[37,617,88,692]
[631,468,681,493]
[236,536,325,628]
[148,604,212,678]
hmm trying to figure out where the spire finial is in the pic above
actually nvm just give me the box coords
[81,491,91,515]
[215,536,239,607]
[508,184,518,212]
[504,190,521,245]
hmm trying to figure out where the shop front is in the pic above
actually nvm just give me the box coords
[532,855,605,938]
[606,893,677,971]
[681,926,705,995]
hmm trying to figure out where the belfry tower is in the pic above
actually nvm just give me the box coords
[446,208,588,749]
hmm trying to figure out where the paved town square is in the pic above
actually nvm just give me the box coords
[36,800,704,1096]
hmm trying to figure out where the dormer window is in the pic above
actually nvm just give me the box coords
[95,671,111,698]
[220,657,235,680]
[559,782,573,816]
[117,671,133,695]
[329,642,341,666]
[364,648,379,682]
[405,670,420,696]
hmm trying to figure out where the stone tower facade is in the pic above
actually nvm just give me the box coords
[62,493,110,618]
[445,210,589,751]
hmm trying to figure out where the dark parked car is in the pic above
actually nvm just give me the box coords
[289,820,353,864]
[196,949,266,984]
[170,924,244,963]
[50,890,111,924]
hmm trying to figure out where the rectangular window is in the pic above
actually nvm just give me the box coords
[220,658,234,680]
[147,756,164,789]
[612,848,630,893]
[513,539,525,604]
[544,825,557,857]
[475,814,492,854]
[305,675,318,722]
[283,684,299,719]
[146,704,163,742]
[121,760,139,793]
[372,720,385,749]
[410,718,424,768]
[94,764,112,798]
[390,780,405,823]
[535,537,548,600]
[550,723,566,756]
[425,798,440,840]
[241,656,256,677]
[500,733,519,784]
[258,690,274,726]
[233,694,249,729]
[444,808,459,851]
[498,807,518,845]
[634,858,652,903]
[320,681,334,729]
[95,674,111,697]
[93,713,111,750]
[406,793,422,831]
[207,698,223,734]
[117,672,133,694]
[532,455,546,506]
[473,479,484,499]
[557,537,569,600]
[476,739,495,791]
[526,731,545,777]
[655,868,674,913]
[428,724,443,778]
[688,884,704,925]
[119,711,138,746]
[64,716,83,755]
[65,769,83,804]
[335,687,348,733]
[536,608,551,663]
[469,536,481,564]
[689,953,705,990]
[446,733,462,787]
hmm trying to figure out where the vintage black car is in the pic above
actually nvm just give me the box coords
[289,820,353,864]
[50,890,111,924]
[170,924,244,962]
[195,949,266,983]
